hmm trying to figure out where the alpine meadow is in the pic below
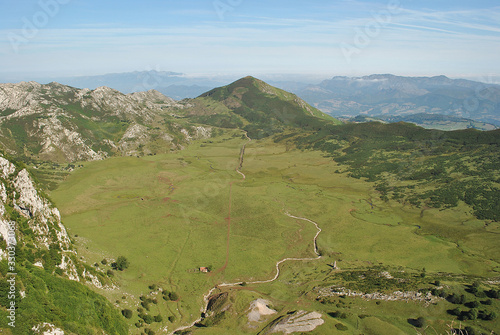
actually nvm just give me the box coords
[1,1,500,335]
[0,75,498,335]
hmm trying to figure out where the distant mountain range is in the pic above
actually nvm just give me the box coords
[293,74,500,126]
[49,70,226,100]
[348,113,498,131]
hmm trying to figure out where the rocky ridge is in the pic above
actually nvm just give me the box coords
[0,82,209,162]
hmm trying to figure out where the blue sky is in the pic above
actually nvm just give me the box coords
[1,0,499,81]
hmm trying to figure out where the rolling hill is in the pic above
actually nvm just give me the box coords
[184,76,341,138]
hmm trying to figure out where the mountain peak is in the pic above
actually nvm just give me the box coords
[230,75,263,86]
[195,76,340,138]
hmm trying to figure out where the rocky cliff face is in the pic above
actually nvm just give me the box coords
[0,152,102,285]
[0,82,210,162]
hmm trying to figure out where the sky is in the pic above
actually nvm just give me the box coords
[1,0,499,81]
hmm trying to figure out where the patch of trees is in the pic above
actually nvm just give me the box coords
[286,122,500,221]
[328,311,348,319]
[111,256,129,271]
[448,307,497,321]
[136,307,163,325]
[440,282,499,322]
[162,290,179,301]
[139,295,158,311]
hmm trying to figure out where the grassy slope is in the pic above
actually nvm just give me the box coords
[0,263,128,335]
[290,123,500,222]
[191,76,341,139]
[50,131,500,334]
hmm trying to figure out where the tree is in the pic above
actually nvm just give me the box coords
[467,301,480,309]
[121,309,133,319]
[168,292,179,301]
[487,289,499,299]
[482,311,497,321]
[469,284,479,295]
[154,314,163,323]
[414,317,426,328]
[448,293,465,305]
[112,256,129,271]
[142,314,154,324]
[141,301,150,311]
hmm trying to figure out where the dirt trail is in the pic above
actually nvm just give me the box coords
[169,134,323,335]
[214,134,251,274]
[218,212,322,286]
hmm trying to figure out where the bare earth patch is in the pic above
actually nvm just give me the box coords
[248,299,277,322]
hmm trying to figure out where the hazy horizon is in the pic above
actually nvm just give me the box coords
[1,70,500,88]
[1,0,499,82]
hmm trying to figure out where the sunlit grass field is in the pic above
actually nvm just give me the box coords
[50,131,500,334]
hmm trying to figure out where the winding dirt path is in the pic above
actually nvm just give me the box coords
[219,211,322,286]
[169,134,323,334]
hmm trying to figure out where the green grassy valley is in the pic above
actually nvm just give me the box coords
[1,77,499,335]
[50,129,500,334]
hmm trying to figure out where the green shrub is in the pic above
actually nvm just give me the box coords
[335,323,348,331]
[121,309,133,319]
[168,292,179,301]
[112,256,129,271]
[142,314,154,324]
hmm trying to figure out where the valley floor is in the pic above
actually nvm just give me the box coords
[50,131,500,334]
